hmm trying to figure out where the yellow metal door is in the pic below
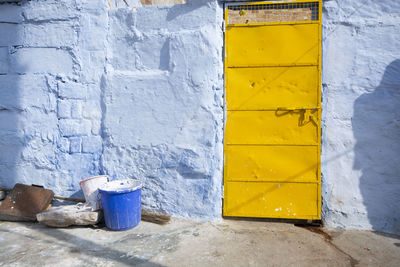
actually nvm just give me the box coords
[224,0,322,220]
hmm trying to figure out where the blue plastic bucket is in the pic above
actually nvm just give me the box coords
[99,179,142,231]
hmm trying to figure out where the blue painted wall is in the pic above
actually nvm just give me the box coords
[1,0,400,233]
[0,0,224,217]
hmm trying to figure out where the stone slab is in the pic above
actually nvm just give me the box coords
[37,204,103,227]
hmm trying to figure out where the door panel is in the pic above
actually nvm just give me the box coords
[224,181,318,219]
[226,24,319,67]
[226,66,319,110]
[225,145,318,182]
[225,110,319,145]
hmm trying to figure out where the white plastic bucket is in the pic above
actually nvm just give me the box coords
[79,175,108,211]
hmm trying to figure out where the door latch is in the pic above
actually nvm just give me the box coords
[276,107,319,126]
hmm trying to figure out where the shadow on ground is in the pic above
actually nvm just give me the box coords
[0,222,167,266]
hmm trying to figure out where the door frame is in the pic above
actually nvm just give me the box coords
[222,0,323,220]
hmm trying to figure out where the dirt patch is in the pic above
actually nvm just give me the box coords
[297,225,360,267]
[297,225,333,241]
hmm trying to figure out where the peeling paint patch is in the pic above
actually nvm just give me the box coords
[109,0,186,8]
[140,0,186,5]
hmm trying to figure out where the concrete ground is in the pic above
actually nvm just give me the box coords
[0,218,399,267]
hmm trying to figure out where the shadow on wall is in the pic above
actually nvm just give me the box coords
[166,0,203,21]
[353,59,400,234]
[0,28,23,189]
[0,77,22,190]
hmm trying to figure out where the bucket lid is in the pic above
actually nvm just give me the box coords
[98,179,142,194]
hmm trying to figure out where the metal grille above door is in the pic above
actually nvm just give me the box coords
[223,0,322,220]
